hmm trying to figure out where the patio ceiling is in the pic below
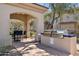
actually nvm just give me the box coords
[10,13,35,24]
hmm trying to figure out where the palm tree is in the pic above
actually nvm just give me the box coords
[44,3,77,36]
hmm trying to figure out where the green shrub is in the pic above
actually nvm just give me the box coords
[30,31,36,37]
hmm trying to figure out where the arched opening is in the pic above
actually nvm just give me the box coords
[10,12,37,41]
[9,19,25,35]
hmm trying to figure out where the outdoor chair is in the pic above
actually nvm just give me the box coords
[13,31,23,41]
[23,31,26,38]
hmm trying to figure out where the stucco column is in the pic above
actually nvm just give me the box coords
[26,18,32,38]
[36,16,44,34]
[35,16,44,41]
[0,12,12,47]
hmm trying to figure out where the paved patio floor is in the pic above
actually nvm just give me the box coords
[7,38,79,56]
[7,38,70,56]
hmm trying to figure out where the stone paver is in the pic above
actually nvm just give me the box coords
[9,38,70,56]
[75,43,79,56]
[7,38,79,56]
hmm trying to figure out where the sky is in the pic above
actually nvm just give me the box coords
[37,3,49,8]
[37,3,79,9]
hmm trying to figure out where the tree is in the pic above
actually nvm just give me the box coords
[44,3,77,36]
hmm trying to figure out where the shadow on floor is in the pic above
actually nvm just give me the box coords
[5,39,79,56]
[35,43,70,56]
[12,41,70,56]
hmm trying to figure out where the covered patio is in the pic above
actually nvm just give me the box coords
[0,3,47,47]
[10,12,36,41]
[0,3,79,56]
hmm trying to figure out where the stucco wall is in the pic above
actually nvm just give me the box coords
[0,3,45,46]
[54,14,77,30]
[60,23,76,31]
[0,5,12,46]
[62,14,76,22]
[41,35,76,55]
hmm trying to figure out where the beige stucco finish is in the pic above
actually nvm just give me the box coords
[0,3,47,47]
[60,23,76,31]
[41,35,76,55]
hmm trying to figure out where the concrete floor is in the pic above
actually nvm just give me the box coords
[8,38,72,56]
[76,44,79,56]
[4,38,79,56]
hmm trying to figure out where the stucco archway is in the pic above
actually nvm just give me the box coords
[0,3,47,46]
[10,12,37,38]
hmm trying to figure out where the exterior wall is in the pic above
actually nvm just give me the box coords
[0,10,12,47]
[54,14,78,30]
[60,23,76,31]
[62,14,76,22]
[0,3,45,46]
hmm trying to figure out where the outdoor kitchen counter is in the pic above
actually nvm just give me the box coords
[41,35,76,55]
